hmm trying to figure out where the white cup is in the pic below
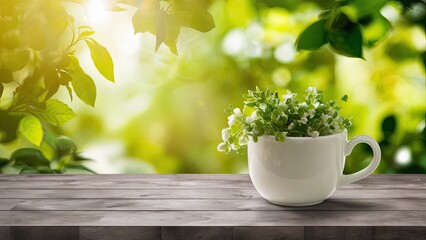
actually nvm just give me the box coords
[248,129,381,206]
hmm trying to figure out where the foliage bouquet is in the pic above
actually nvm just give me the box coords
[218,87,352,154]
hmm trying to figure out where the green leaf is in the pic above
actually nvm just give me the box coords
[11,148,50,168]
[32,99,76,126]
[85,39,115,82]
[0,110,23,143]
[56,136,77,156]
[18,115,43,146]
[382,115,397,138]
[79,30,95,38]
[341,95,348,102]
[0,157,9,167]
[68,57,97,107]
[132,0,181,55]
[328,25,364,59]
[0,83,3,98]
[178,8,215,32]
[296,19,327,51]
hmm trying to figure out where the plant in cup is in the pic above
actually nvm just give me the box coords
[217,87,352,154]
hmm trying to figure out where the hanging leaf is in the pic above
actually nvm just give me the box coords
[177,7,215,32]
[85,39,115,82]
[68,57,97,107]
[31,99,76,126]
[18,115,43,146]
[327,13,363,59]
[296,19,327,51]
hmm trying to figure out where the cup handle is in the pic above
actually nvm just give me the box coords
[338,135,381,187]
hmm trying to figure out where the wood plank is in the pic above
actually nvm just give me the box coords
[0,174,424,190]
[233,226,304,240]
[80,227,160,240]
[305,227,372,240]
[1,198,424,211]
[373,227,426,240]
[0,211,424,226]
[161,227,232,240]
[0,227,9,240]
[10,227,78,240]
[0,188,424,199]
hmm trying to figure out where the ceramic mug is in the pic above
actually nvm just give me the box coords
[248,129,381,206]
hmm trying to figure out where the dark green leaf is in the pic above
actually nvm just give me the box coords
[296,19,327,51]
[0,110,23,143]
[11,148,50,168]
[0,68,13,83]
[68,57,97,107]
[382,115,397,137]
[56,136,77,156]
[0,157,9,167]
[341,95,348,102]
[328,24,364,58]
[85,39,115,82]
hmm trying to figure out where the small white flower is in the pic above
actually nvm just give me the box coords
[238,136,248,145]
[308,109,315,118]
[307,87,317,94]
[233,108,243,116]
[298,117,308,125]
[217,142,226,152]
[222,128,231,141]
[288,122,295,130]
[259,103,267,111]
[299,102,308,108]
[328,109,336,117]
[282,93,296,101]
[227,115,236,126]
[320,113,330,122]
[310,131,319,137]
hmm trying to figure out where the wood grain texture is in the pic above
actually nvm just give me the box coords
[1,198,424,211]
[80,227,160,240]
[0,210,425,226]
[0,227,9,240]
[0,174,424,190]
[0,174,424,232]
[233,226,304,240]
[161,227,232,240]
[305,227,372,240]
[10,227,78,240]
[373,227,426,240]
[1,188,424,199]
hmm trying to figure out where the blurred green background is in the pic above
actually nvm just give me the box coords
[0,0,425,174]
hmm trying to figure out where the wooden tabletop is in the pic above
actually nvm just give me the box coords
[0,174,425,240]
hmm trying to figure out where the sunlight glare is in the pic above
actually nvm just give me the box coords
[87,0,108,24]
